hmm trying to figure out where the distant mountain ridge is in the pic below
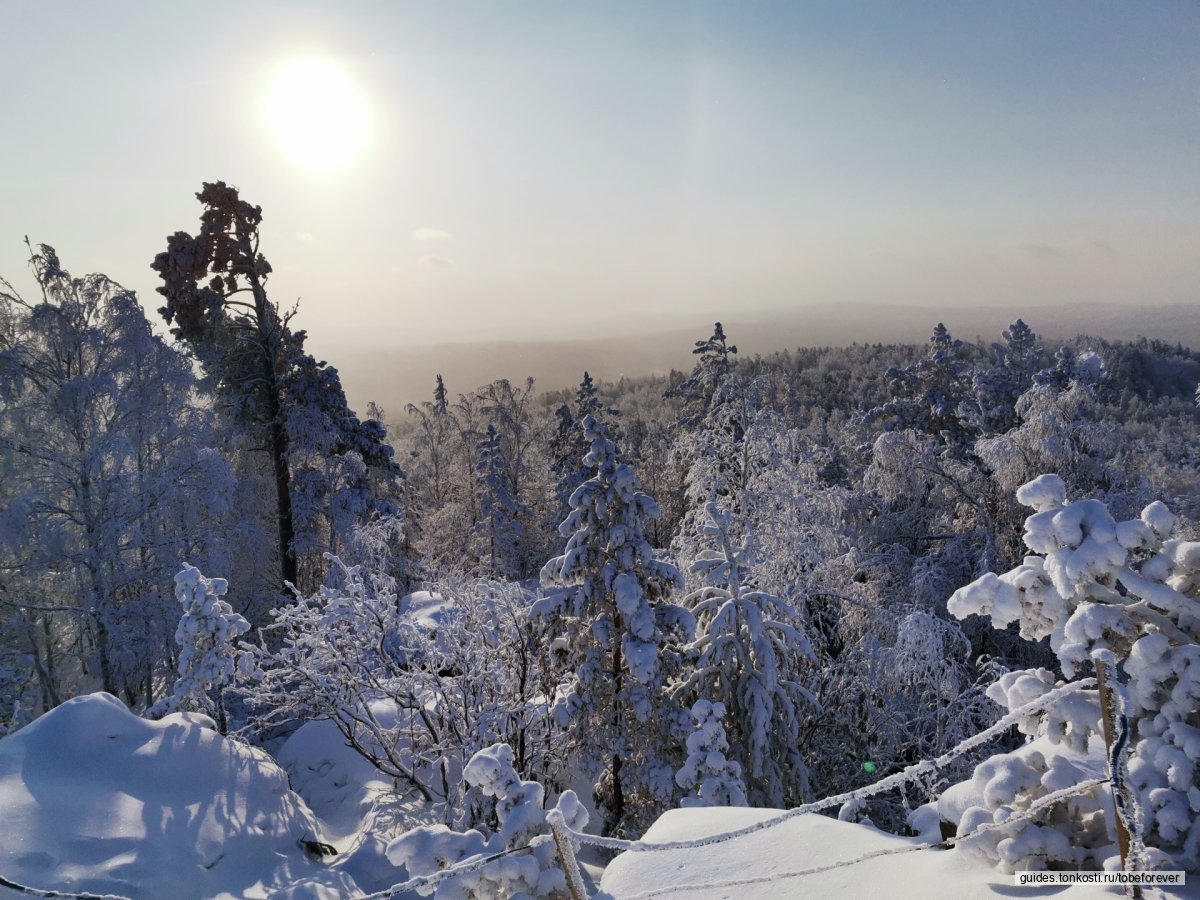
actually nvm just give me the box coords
[327,301,1200,414]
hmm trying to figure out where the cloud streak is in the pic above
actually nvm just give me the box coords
[413,227,453,242]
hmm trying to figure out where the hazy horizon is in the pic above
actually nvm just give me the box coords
[326,299,1200,415]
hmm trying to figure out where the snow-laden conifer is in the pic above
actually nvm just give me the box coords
[535,415,692,834]
[472,424,524,578]
[948,475,1200,870]
[154,564,249,731]
[676,502,817,807]
[675,699,748,808]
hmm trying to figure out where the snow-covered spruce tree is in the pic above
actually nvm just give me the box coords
[153,564,249,732]
[675,699,748,808]
[671,374,790,585]
[471,424,525,579]
[550,371,620,541]
[386,742,589,899]
[534,415,692,835]
[672,377,753,535]
[675,502,817,807]
[947,474,1200,870]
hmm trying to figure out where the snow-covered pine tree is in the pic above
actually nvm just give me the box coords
[869,322,974,450]
[665,322,738,426]
[534,415,693,835]
[154,182,401,594]
[969,319,1045,434]
[284,348,404,586]
[676,502,818,807]
[153,182,301,590]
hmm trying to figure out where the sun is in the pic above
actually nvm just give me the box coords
[263,56,370,174]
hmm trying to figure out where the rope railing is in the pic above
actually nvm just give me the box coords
[567,678,1097,854]
[360,840,545,900]
[0,874,132,900]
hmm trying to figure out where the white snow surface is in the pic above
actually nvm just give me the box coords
[399,589,453,633]
[599,807,1121,899]
[276,712,402,837]
[0,693,356,899]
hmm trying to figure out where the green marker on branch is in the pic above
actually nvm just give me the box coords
[863,760,876,774]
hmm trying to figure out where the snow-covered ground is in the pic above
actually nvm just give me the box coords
[2,692,1194,900]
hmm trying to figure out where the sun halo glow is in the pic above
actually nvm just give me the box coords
[263,56,370,174]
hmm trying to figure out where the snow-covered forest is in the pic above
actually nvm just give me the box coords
[2,183,1200,898]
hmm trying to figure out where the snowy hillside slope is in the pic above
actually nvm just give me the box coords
[599,807,1165,900]
[0,693,357,899]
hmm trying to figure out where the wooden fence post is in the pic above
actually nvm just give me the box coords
[1095,656,1138,898]
[548,810,588,900]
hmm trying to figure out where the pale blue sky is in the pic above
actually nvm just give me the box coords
[2,1,1197,350]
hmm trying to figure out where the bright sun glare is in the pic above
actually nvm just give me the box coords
[264,56,370,174]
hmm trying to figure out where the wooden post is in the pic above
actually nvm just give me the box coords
[1095,657,1137,898]
[548,810,588,900]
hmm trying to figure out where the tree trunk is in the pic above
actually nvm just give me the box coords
[269,412,298,590]
[252,276,298,594]
[609,638,625,834]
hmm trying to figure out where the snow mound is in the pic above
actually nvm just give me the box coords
[277,717,395,836]
[599,807,1116,899]
[0,693,357,899]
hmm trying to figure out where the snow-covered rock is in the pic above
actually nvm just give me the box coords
[0,693,357,899]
